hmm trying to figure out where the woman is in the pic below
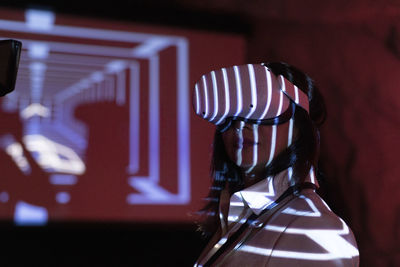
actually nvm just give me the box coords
[192,62,359,266]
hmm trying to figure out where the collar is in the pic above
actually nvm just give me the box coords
[227,167,319,219]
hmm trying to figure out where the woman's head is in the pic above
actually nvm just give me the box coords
[195,62,326,237]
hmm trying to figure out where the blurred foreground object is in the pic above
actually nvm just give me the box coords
[0,39,22,96]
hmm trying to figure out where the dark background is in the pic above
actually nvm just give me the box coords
[1,1,400,266]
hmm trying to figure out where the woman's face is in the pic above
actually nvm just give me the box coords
[221,120,292,174]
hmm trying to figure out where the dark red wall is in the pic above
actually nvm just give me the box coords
[246,13,400,267]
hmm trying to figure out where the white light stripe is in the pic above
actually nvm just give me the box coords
[49,175,77,185]
[268,176,275,194]
[246,64,257,119]
[282,195,321,217]
[294,85,300,104]
[280,75,286,92]
[229,201,245,207]
[288,118,294,146]
[236,121,244,166]
[5,13,175,42]
[241,245,357,260]
[25,9,55,31]
[128,63,140,174]
[148,56,160,182]
[267,125,277,166]
[264,221,349,235]
[215,68,230,125]
[210,71,219,121]
[202,76,209,118]
[176,40,192,204]
[220,208,226,233]
[116,64,126,105]
[194,84,200,115]
[234,66,243,117]
[260,68,272,119]
[302,197,322,217]
[245,124,258,174]
[320,198,332,211]
[288,167,293,182]
[198,236,228,266]
[228,215,240,222]
[266,89,283,167]
[276,91,284,116]
[310,167,316,184]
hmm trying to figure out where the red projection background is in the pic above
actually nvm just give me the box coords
[0,8,245,224]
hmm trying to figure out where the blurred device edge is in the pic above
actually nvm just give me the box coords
[0,39,22,97]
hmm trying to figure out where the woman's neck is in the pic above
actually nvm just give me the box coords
[241,166,291,193]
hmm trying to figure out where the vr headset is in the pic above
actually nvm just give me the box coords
[0,39,22,97]
[193,64,309,130]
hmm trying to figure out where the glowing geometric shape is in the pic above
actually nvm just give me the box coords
[55,192,70,204]
[25,9,55,31]
[14,201,48,226]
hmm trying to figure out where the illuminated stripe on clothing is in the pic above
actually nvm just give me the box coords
[310,167,316,184]
[288,118,294,146]
[241,244,358,261]
[236,121,244,166]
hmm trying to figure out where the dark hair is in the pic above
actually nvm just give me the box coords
[196,62,327,238]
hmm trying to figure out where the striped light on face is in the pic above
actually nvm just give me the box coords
[235,121,245,166]
[226,121,290,173]
[244,124,259,174]
[195,64,310,176]
[266,88,284,167]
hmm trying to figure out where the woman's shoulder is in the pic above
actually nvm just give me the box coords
[264,189,360,266]
[285,189,347,226]
[282,189,359,242]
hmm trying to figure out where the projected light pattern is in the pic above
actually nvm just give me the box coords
[0,8,190,224]
[244,124,258,174]
[14,201,48,226]
[193,60,358,264]
[195,170,359,266]
[1,135,31,174]
[193,64,309,126]
[221,110,293,176]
